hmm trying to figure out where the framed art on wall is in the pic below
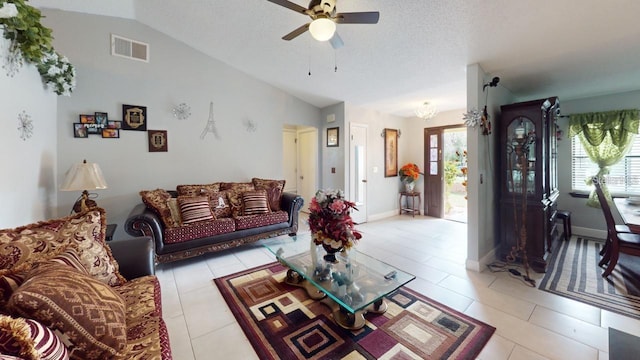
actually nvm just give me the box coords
[122,104,147,131]
[384,128,398,177]
[102,128,119,138]
[327,127,339,147]
[148,130,168,152]
[73,123,88,138]
[94,112,108,127]
[79,114,101,134]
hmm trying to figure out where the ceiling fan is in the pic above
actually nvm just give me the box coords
[267,0,379,49]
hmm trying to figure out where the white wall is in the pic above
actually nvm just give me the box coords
[320,103,345,191]
[0,31,58,228]
[344,104,406,219]
[41,10,321,239]
[466,64,516,270]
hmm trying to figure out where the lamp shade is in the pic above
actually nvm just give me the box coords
[309,18,336,42]
[60,160,107,191]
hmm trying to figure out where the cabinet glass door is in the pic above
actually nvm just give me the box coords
[506,117,536,194]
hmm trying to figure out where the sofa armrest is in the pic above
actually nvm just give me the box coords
[281,192,304,230]
[109,236,155,279]
[125,203,166,255]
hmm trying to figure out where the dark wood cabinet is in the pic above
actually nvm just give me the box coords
[498,97,560,273]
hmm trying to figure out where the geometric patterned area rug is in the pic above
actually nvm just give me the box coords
[214,262,496,360]
[539,237,640,320]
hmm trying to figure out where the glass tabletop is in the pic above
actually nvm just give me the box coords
[262,234,415,313]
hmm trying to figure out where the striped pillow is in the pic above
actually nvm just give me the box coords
[242,190,270,216]
[0,314,69,360]
[178,196,215,224]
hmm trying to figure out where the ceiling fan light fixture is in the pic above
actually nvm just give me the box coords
[309,18,336,41]
[415,102,438,120]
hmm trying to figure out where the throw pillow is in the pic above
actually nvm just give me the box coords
[252,178,286,211]
[0,209,126,287]
[139,189,178,228]
[176,183,221,197]
[242,190,270,215]
[0,314,69,360]
[220,182,255,193]
[208,191,232,218]
[225,190,244,218]
[7,262,127,360]
[167,198,183,226]
[0,248,88,308]
[178,196,215,224]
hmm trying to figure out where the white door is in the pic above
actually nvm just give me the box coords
[298,129,318,212]
[282,129,298,193]
[349,123,367,223]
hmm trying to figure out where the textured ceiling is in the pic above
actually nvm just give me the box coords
[31,0,640,117]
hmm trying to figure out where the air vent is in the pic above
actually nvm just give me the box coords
[111,34,149,62]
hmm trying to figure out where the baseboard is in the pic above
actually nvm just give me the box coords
[572,226,606,239]
[366,210,402,222]
[466,246,497,272]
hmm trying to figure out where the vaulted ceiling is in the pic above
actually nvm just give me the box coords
[31,0,640,117]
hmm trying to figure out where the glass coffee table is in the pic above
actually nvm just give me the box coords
[262,234,415,330]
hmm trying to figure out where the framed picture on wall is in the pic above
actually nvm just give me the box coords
[327,127,339,147]
[148,130,168,152]
[122,104,147,131]
[73,123,88,138]
[384,128,398,177]
[102,128,120,138]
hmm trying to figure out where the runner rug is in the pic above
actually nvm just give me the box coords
[214,262,495,360]
[539,236,640,320]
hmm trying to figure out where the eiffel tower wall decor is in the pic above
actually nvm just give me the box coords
[201,101,219,140]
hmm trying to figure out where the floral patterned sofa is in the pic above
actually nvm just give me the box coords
[125,178,304,264]
[0,209,171,359]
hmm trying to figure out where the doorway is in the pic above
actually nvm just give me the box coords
[349,123,368,224]
[282,126,318,213]
[424,126,467,222]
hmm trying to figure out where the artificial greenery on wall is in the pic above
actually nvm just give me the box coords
[0,0,76,95]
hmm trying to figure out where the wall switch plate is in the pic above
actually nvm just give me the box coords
[373,166,378,173]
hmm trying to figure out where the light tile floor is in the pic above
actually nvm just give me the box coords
[155,215,639,359]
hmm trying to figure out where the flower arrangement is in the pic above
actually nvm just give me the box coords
[398,163,422,183]
[308,189,362,250]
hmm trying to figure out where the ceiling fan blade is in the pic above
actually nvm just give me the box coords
[329,32,344,49]
[266,0,309,15]
[283,23,310,40]
[335,11,380,24]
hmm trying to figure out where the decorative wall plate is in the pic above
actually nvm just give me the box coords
[173,103,191,120]
[17,110,33,140]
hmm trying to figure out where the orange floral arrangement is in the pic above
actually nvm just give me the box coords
[398,163,422,183]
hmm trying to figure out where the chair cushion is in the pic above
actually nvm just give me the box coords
[7,262,127,360]
[113,276,171,360]
[234,211,289,230]
[163,218,236,244]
